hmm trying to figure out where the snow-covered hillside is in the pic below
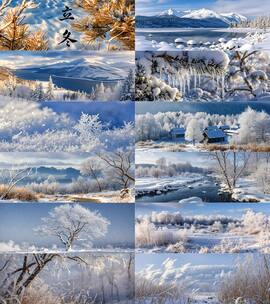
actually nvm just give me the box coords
[137,8,247,28]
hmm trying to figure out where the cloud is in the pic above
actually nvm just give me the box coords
[0,240,21,252]
[212,0,270,17]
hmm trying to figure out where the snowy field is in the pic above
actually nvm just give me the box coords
[136,202,270,253]
[135,253,270,303]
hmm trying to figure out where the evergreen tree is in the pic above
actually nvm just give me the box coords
[0,0,48,50]
[31,82,45,101]
[46,76,55,100]
[72,0,135,50]
[120,69,135,101]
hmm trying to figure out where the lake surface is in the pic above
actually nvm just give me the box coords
[137,28,247,45]
[15,70,122,94]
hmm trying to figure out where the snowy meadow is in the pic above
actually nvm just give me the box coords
[0,203,134,252]
[0,152,135,203]
[136,202,270,253]
[0,252,135,304]
[136,150,270,202]
[0,51,135,101]
[0,101,134,152]
[135,253,270,304]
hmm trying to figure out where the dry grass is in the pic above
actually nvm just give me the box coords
[135,277,190,304]
[218,255,270,303]
[0,184,38,201]
[204,143,270,152]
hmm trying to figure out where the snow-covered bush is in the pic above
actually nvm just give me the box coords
[135,220,188,248]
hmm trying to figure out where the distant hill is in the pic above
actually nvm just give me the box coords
[136,8,247,28]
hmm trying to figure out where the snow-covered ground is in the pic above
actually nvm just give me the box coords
[36,190,135,203]
[136,203,270,253]
[231,178,270,202]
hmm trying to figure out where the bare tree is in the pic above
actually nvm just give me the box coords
[0,167,34,200]
[80,157,103,192]
[211,151,251,192]
[98,150,135,189]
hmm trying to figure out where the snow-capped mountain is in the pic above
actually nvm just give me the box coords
[158,8,186,18]
[16,58,127,81]
[182,8,224,20]
[220,12,247,23]
[137,8,247,28]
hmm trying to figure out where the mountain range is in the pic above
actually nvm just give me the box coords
[16,58,127,81]
[136,8,247,28]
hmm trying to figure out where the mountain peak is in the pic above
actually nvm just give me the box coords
[182,8,222,19]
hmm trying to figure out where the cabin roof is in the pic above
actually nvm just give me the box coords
[204,127,225,139]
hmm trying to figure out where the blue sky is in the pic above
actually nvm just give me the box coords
[136,102,270,115]
[0,51,134,69]
[0,203,134,248]
[41,102,135,126]
[136,0,269,17]
[136,253,238,270]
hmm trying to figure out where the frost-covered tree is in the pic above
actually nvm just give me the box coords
[46,76,55,100]
[234,107,270,144]
[120,69,135,101]
[185,118,203,145]
[253,163,270,194]
[35,204,110,251]
[80,157,103,192]
[31,82,45,101]
[211,151,251,192]
[74,113,103,150]
[0,0,48,50]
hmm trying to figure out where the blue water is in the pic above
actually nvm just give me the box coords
[136,179,233,203]
[137,28,246,45]
[15,70,122,94]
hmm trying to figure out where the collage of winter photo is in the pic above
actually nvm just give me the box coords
[0,0,270,303]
